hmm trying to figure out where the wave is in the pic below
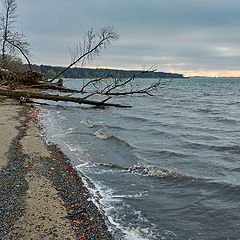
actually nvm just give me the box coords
[226,101,240,105]
[80,162,191,180]
[182,132,221,141]
[211,116,240,124]
[210,145,240,153]
[231,167,240,172]
[123,115,149,123]
[195,108,216,114]
[186,141,240,154]
[81,118,99,128]
[128,165,190,179]
[94,129,112,139]
[78,161,240,193]
[105,124,125,130]
[154,149,189,158]
[107,216,156,240]
[77,167,159,240]
[93,129,133,148]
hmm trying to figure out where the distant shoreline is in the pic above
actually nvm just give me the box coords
[24,64,185,79]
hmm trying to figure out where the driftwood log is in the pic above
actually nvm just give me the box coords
[0,89,131,108]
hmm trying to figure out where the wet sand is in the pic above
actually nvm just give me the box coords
[0,98,22,170]
[0,99,113,239]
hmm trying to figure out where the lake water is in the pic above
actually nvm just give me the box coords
[39,77,240,239]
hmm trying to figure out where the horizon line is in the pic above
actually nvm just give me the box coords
[25,63,240,78]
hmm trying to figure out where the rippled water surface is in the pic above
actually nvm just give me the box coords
[39,77,240,239]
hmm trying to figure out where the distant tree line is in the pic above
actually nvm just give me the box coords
[30,64,184,79]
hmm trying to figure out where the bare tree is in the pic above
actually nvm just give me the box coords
[50,26,119,82]
[0,0,32,71]
[1,0,17,62]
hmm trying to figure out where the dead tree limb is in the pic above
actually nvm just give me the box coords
[83,91,98,99]
[105,69,156,94]
[0,89,131,108]
[80,74,114,92]
[6,38,32,71]
[106,80,163,96]
[74,67,162,96]
[50,26,119,82]
[101,96,112,103]
[27,83,83,93]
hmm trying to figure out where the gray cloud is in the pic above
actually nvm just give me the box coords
[14,0,240,75]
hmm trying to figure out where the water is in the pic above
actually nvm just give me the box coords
[39,77,240,239]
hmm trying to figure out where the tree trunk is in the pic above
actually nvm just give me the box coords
[0,89,131,108]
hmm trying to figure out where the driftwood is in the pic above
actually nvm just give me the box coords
[0,89,131,108]
[27,83,83,93]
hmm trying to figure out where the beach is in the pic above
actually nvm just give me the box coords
[0,98,113,239]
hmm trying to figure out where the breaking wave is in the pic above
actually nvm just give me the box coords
[128,165,188,179]
[81,118,98,128]
[94,129,112,139]
[93,129,133,148]
[80,162,191,179]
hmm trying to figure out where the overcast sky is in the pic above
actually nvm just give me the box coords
[15,0,240,76]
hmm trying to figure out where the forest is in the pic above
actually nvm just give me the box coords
[36,65,184,79]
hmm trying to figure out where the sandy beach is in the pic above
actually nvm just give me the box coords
[0,98,113,239]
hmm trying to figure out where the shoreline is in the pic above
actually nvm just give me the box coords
[0,99,113,239]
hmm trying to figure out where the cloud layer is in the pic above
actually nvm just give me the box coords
[15,0,240,76]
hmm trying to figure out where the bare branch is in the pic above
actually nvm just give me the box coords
[68,67,163,97]
[105,80,163,96]
[80,74,114,92]
[105,68,157,94]
[83,91,98,99]
[6,32,32,71]
[50,26,119,82]
[101,96,112,103]
[1,0,17,61]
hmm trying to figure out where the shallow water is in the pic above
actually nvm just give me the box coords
[39,77,240,239]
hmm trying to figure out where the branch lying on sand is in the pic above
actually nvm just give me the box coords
[0,89,131,108]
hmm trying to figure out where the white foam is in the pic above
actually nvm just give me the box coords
[77,161,186,180]
[107,216,152,240]
[76,165,157,239]
[129,164,183,178]
[81,118,96,128]
[94,129,112,139]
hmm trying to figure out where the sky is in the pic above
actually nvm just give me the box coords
[14,0,240,77]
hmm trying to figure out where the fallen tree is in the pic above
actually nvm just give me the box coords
[0,66,163,108]
[24,68,163,96]
[0,24,164,107]
[0,88,131,108]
